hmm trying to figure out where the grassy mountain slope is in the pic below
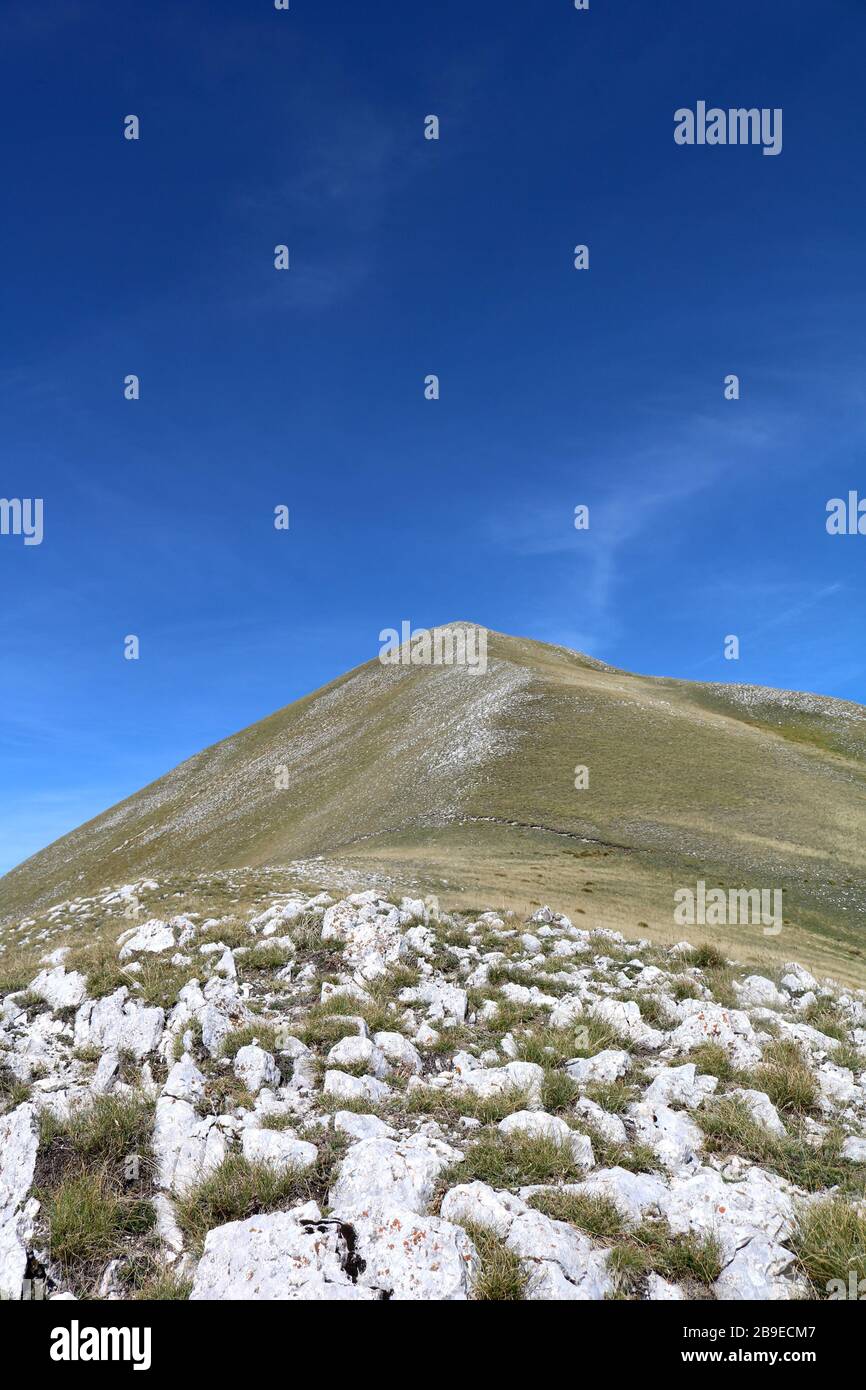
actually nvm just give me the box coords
[2,623,865,982]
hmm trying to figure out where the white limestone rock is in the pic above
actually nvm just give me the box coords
[728,1088,787,1137]
[566,1050,631,1085]
[117,918,177,960]
[715,1237,806,1300]
[153,1095,227,1195]
[505,1209,612,1300]
[626,1101,703,1172]
[190,1204,379,1300]
[326,1035,390,1078]
[334,1112,396,1141]
[233,1044,281,1093]
[645,1272,685,1300]
[643,1063,718,1110]
[667,1001,762,1069]
[453,1060,545,1109]
[348,1205,478,1300]
[74,988,164,1059]
[574,1097,628,1146]
[590,998,666,1050]
[373,1030,423,1073]
[321,895,410,981]
[440,1181,530,1238]
[241,1127,318,1172]
[498,1111,594,1169]
[0,1104,39,1301]
[323,1070,392,1106]
[659,1164,800,1264]
[736,976,789,1010]
[329,1133,462,1214]
[780,963,818,996]
[29,966,88,1011]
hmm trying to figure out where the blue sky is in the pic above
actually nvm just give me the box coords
[1,0,865,875]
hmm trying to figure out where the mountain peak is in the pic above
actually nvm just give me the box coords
[1,628,864,985]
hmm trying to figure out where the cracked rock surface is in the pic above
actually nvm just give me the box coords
[1,873,864,1301]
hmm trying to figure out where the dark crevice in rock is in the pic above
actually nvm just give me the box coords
[302,1218,366,1284]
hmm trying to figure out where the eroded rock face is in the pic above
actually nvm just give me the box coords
[451,1060,545,1109]
[329,1133,462,1214]
[240,1127,318,1172]
[506,1210,613,1300]
[714,1237,807,1301]
[29,966,88,1011]
[190,1204,381,1300]
[626,1101,704,1172]
[3,879,865,1304]
[321,894,412,980]
[658,1165,801,1264]
[233,1044,281,1094]
[667,1002,762,1069]
[117,919,179,961]
[347,1205,478,1300]
[74,989,164,1059]
[0,1104,39,1300]
[566,1050,631,1085]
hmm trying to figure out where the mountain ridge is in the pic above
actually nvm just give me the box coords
[2,623,864,984]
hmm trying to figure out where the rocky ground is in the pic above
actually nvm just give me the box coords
[1,877,865,1301]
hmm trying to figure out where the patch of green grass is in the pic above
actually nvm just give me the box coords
[403,1083,531,1126]
[442,1128,589,1189]
[529,1189,624,1239]
[41,1169,155,1271]
[240,944,293,973]
[197,920,251,949]
[133,1266,194,1300]
[606,1219,723,1295]
[219,1024,280,1060]
[14,990,49,1016]
[698,1097,866,1195]
[620,992,675,1030]
[683,1042,746,1083]
[316,1092,383,1115]
[670,977,703,1003]
[462,1221,527,1300]
[681,944,729,971]
[132,956,195,1011]
[751,1039,818,1115]
[789,1197,866,1295]
[258,1112,301,1131]
[579,1079,638,1114]
[0,941,42,995]
[196,1072,256,1116]
[64,940,129,998]
[287,912,325,952]
[39,1093,155,1167]
[568,1116,658,1174]
[0,1060,31,1109]
[833,1041,864,1074]
[539,1068,580,1115]
[801,1000,850,1044]
[297,994,395,1044]
[174,1149,326,1250]
[703,965,737,1009]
